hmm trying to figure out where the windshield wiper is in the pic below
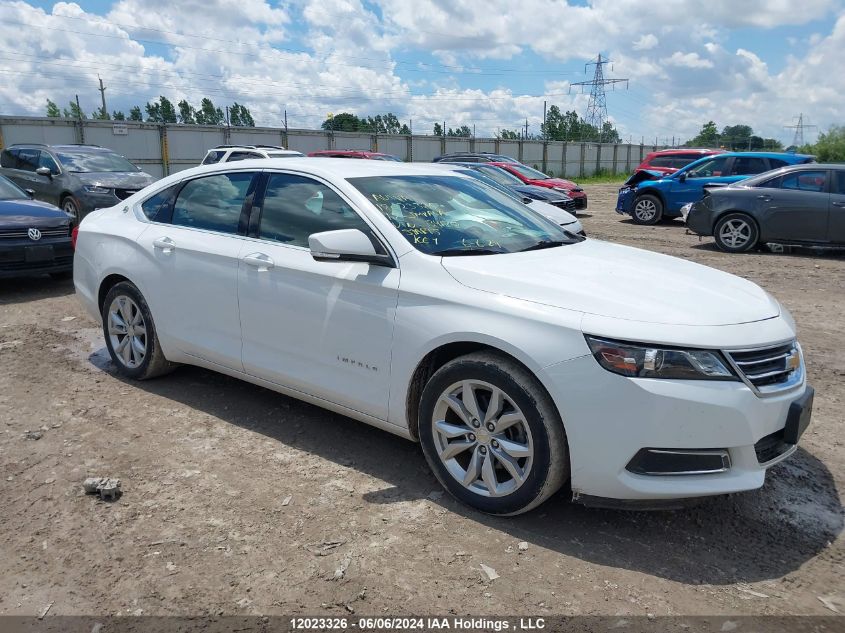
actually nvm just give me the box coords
[430,247,505,257]
[518,239,571,252]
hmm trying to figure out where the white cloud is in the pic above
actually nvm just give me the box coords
[666,51,715,69]
[632,34,658,51]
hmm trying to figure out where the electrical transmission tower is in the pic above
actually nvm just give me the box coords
[784,113,816,148]
[570,54,628,141]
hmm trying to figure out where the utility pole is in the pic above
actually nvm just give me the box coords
[570,54,628,142]
[74,94,84,143]
[524,118,529,139]
[97,75,108,119]
[543,100,547,140]
[785,113,816,147]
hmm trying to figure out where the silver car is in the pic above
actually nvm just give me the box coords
[0,144,155,222]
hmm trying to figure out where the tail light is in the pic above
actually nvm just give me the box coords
[71,225,79,250]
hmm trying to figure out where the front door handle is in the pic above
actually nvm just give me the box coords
[152,236,175,253]
[757,194,772,202]
[243,252,274,271]
[833,201,845,207]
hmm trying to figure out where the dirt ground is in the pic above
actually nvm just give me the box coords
[1,183,843,619]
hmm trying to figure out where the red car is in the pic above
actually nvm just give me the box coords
[307,150,402,161]
[490,162,587,210]
[634,148,724,177]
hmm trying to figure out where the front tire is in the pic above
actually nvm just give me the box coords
[418,352,569,516]
[631,194,663,225]
[61,196,81,224]
[714,212,759,253]
[101,281,174,380]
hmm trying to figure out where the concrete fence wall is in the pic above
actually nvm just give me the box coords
[0,116,667,180]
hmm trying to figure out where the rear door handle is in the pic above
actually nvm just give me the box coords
[757,194,772,202]
[243,252,274,271]
[152,236,175,253]
[833,201,845,207]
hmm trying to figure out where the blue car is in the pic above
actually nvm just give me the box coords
[616,151,815,224]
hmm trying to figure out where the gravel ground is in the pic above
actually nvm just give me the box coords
[0,183,843,618]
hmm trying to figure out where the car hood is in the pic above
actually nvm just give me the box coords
[76,171,156,189]
[624,170,665,187]
[441,239,780,326]
[513,184,571,201]
[0,198,71,226]
[526,200,577,225]
[533,177,577,188]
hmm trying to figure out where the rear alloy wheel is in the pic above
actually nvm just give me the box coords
[631,194,663,225]
[419,352,569,516]
[714,212,759,253]
[102,281,175,380]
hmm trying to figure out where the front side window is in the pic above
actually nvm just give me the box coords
[38,152,60,174]
[834,171,845,195]
[56,151,139,173]
[781,170,827,192]
[140,184,180,222]
[730,157,768,176]
[258,173,372,248]
[0,149,18,168]
[685,156,730,178]
[350,175,573,255]
[172,172,255,233]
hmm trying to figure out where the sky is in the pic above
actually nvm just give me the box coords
[0,0,842,144]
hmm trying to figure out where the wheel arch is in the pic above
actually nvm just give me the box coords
[404,339,562,442]
[634,187,666,208]
[98,273,133,312]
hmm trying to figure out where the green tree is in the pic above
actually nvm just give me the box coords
[92,107,110,120]
[801,125,845,161]
[321,112,361,132]
[177,100,196,124]
[128,106,143,121]
[45,99,61,118]
[720,124,753,150]
[399,123,411,135]
[112,110,126,121]
[229,103,255,127]
[500,129,520,139]
[195,98,224,125]
[687,121,720,147]
[63,100,86,120]
[433,122,444,136]
[447,125,471,137]
[144,96,177,123]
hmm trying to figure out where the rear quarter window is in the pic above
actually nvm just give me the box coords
[1,148,18,168]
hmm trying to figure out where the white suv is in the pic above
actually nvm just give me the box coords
[73,158,813,515]
[201,145,304,165]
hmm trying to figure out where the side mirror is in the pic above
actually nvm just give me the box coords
[308,229,393,267]
[678,173,687,182]
[522,196,534,204]
[25,188,35,198]
[35,167,53,178]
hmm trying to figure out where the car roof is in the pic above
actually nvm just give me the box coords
[716,151,814,159]
[647,148,723,155]
[10,143,109,153]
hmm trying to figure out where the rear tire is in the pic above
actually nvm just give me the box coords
[418,352,569,516]
[101,281,175,380]
[713,212,759,253]
[631,194,663,225]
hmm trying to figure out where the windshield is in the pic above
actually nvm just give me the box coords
[372,154,403,161]
[473,165,524,186]
[56,151,139,173]
[0,175,28,200]
[454,169,524,204]
[507,164,550,180]
[349,175,572,255]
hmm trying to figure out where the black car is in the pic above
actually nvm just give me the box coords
[432,152,518,163]
[686,164,845,252]
[444,162,578,213]
[0,175,73,278]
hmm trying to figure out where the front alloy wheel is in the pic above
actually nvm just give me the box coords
[632,194,662,225]
[62,197,80,223]
[432,380,533,498]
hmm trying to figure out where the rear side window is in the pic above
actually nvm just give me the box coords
[172,172,255,233]
[834,171,845,195]
[16,149,39,172]
[730,157,768,176]
[227,151,263,162]
[687,156,730,178]
[258,173,373,248]
[202,150,225,165]
[768,158,789,169]
[0,148,18,168]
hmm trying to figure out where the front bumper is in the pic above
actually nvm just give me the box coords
[616,187,635,214]
[544,347,810,501]
[567,189,588,210]
[0,237,73,277]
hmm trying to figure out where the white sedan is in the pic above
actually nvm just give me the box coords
[74,159,813,515]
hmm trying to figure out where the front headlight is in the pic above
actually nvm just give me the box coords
[83,185,111,194]
[585,336,737,380]
[553,186,569,192]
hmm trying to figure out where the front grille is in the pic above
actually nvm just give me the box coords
[0,226,70,240]
[573,197,588,209]
[754,429,793,464]
[727,341,802,393]
[114,188,139,200]
[550,199,577,212]
[0,255,73,271]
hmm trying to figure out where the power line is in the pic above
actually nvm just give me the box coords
[784,113,816,147]
[570,54,628,141]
